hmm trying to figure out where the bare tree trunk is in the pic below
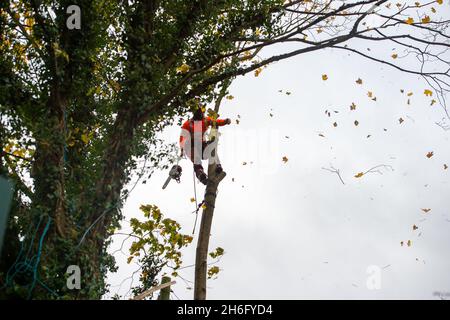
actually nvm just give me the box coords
[194,168,226,300]
[194,84,229,300]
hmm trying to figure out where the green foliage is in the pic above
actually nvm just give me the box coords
[127,205,193,298]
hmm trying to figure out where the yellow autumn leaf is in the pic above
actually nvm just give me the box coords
[201,203,207,210]
[176,63,190,74]
[406,17,414,24]
[282,156,288,163]
[391,53,398,59]
[424,89,433,97]
[254,68,262,77]
[190,197,195,203]
[354,172,364,178]
[421,15,431,24]
[322,74,328,81]
[421,208,431,213]
[226,95,234,100]
[355,78,363,85]
[426,151,434,158]
[437,0,443,4]
[81,133,90,144]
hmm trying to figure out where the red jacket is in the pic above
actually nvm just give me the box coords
[180,117,228,149]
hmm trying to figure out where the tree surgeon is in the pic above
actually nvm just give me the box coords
[179,106,231,184]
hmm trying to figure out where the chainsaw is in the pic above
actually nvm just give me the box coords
[162,164,183,189]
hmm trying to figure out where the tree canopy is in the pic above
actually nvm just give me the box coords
[0,0,448,299]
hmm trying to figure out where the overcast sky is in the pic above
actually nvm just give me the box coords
[105,13,450,299]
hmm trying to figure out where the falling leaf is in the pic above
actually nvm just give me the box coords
[333,122,337,127]
[367,91,373,98]
[254,68,262,77]
[407,92,413,97]
[236,119,240,124]
[407,240,412,247]
[367,134,371,138]
[269,113,273,117]
[421,208,431,213]
[413,225,418,231]
[285,91,291,95]
[400,89,404,93]
[226,95,234,100]
[354,172,364,178]
[406,17,414,24]
[400,241,404,246]
[430,99,436,106]
[444,164,448,170]
[391,53,398,59]
[190,198,195,203]
[399,117,404,124]
[350,102,356,110]
[282,156,288,163]
[437,0,443,4]
[201,203,207,210]
[426,151,434,158]
[232,178,235,182]
[424,89,433,97]
[242,161,247,165]
[354,120,359,126]
[318,133,325,137]
[355,78,363,85]
[285,136,290,139]
[322,74,328,81]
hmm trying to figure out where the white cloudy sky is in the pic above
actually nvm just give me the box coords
[106,9,450,300]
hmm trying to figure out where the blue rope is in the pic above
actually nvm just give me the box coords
[1,216,59,299]
[27,216,51,299]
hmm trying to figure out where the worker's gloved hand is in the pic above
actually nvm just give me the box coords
[225,118,231,125]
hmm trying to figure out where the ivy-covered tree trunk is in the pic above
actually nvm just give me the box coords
[1,0,448,300]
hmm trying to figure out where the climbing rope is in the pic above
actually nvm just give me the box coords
[191,168,202,235]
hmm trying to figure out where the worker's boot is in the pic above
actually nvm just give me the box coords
[194,164,208,185]
[215,164,223,174]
